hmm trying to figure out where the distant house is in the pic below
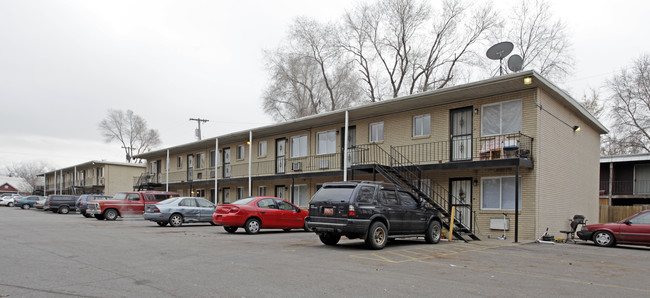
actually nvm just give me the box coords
[600,154,650,206]
[134,70,608,241]
[0,176,30,195]
[39,161,146,196]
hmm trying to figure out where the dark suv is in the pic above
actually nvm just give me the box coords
[306,181,442,250]
[76,195,112,218]
[47,195,79,214]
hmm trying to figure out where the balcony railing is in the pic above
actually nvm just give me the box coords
[392,133,533,165]
[599,180,650,196]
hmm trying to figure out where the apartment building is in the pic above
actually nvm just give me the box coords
[41,161,145,196]
[600,154,650,206]
[135,70,607,240]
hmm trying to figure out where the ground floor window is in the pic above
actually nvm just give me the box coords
[222,188,230,204]
[258,186,267,196]
[481,176,522,210]
[195,189,205,198]
[292,184,308,206]
[237,187,245,199]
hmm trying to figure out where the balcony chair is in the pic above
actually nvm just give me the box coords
[559,215,586,243]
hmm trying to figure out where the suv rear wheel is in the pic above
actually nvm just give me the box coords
[319,233,341,245]
[424,220,442,244]
[58,206,70,214]
[365,222,388,250]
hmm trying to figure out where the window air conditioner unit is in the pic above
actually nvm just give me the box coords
[292,162,302,171]
[318,159,329,169]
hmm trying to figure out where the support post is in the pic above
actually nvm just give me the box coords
[248,131,252,196]
[515,163,520,243]
[215,138,219,204]
[343,110,349,181]
[448,206,456,242]
[166,149,170,192]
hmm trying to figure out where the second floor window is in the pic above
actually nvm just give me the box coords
[369,122,384,142]
[210,150,216,168]
[317,130,336,155]
[481,99,522,136]
[196,153,205,169]
[291,135,307,158]
[258,141,267,157]
[237,145,245,160]
[177,156,182,168]
[413,114,431,137]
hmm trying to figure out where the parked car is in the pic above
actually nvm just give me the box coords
[34,197,48,209]
[87,191,179,220]
[305,181,443,250]
[0,196,18,207]
[14,196,46,209]
[144,197,216,227]
[46,195,79,214]
[577,210,650,247]
[213,196,309,234]
[76,195,112,218]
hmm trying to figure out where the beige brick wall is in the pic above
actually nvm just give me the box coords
[104,165,145,196]
[536,89,601,237]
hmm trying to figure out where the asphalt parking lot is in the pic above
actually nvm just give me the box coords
[1,207,649,298]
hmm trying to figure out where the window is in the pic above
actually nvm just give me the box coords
[292,184,308,206]
[481,100,522,136]
[369,122,384,142]
[222,188,231,204]
[258,186,267,196]
[180,198,197,207]
[257,198,277,209]
[291,135,308,158]
[379,190,398,205]
[276,199,296,211]
[210,150,216,168]
[98,167,104,178]
[237,145,245,160]
[481,177,522,210]
[196,189,205,198]
[317,130,337,155]
[398,191,418,207]
[258,141,267,157]
[237,187,245,199]
[356,186,376,204]
[196,153,205,169]
[177,156,182,168]
[413,114,431,137]
[629,212,650,224]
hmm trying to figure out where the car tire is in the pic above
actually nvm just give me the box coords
[94,214,105,220]
[22,204,31,210]
[224,226,238,233]
[169,214,183,227]
[593,230,616,247]
[244,218,261,234]
[319,233,341,246]
[104,209,118,221]
[365,221,388,250]
[157,221,168,227]
[424,220,442,244]
[58,206,70,214]
[7,202,13,207]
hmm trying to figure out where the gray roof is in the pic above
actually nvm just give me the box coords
[39,160,145,176]
[136,70,608,159]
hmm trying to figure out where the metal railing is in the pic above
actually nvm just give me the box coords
[599,180,650,195]
[392,133,533,164]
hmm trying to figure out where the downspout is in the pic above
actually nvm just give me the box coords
[166,149,170,192]
[249,131,252,196]
[344,110,349,181]
[515,160,520,243]
[608,162,613,206]
[215,138,219,204]
[54,171,57,195]
[60,170,63,195]
[74,166,77,195]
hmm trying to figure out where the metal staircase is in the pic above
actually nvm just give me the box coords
[353,144,479,242]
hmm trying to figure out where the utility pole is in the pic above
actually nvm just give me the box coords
[189,118,209,140]
[121,145,135,162]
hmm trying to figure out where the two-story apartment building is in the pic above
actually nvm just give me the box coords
[40,161,145,196]
[135,70,607,240]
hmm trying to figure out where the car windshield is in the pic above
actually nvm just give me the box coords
[231,198,256,205]
[310,185,356,203]
[157,198,180,205]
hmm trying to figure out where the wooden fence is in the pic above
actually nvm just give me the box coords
[599,205,649,223]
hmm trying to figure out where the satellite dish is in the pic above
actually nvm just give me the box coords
[507,54,523,72]
[486,41,514,60]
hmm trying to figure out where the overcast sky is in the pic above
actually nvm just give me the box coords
[1,0,649,173]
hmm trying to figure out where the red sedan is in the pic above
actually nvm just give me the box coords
[577,210,650,247]
[213,196,309,234]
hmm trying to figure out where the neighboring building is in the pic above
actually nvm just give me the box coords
[40,161,146,196]
[135,70,607,241]
[600,154,650,206]
[0,176,30,195]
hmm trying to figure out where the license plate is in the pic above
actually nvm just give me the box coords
[323,207,334,215]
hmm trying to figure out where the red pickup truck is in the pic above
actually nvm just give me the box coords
[87,191,179,220]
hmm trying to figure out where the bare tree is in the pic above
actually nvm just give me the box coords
[262,17,362,121]
[98,109,161,162]
[498,0,574,80]
[5,160,51,193]
[579,87,605,119]
[605,54,650,154]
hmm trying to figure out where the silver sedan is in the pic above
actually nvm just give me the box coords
[143,197,216,227]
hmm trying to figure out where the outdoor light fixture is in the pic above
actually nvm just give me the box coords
[474,108,479,115]
[523,77,533,85]
[573,125,581,132]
